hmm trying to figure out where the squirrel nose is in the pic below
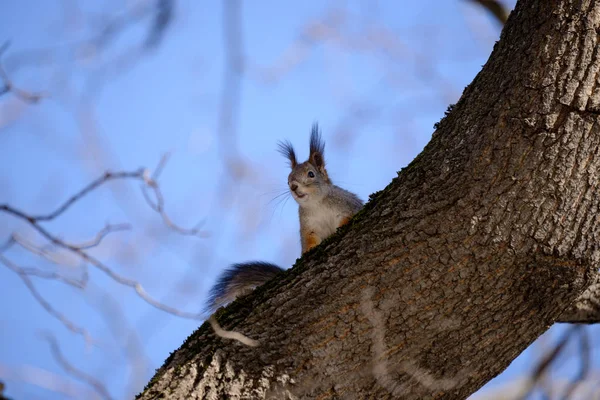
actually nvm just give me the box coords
[290,183,298,191]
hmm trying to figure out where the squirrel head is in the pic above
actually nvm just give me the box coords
[278,123,331,206]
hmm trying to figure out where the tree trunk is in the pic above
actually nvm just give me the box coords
[137,0,600,398]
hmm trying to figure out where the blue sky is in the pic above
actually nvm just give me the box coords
[0,1,598,399]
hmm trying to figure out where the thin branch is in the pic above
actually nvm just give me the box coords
[0,41,47,103]
[18,266,85,287]
[517,326,579,400]
[151,151,171,181]
[467,0,509,25]
[142,183,207,237]
[0,363,102,400]
[0,239,86,288]
[88,0,167,54]
[5,258,85,288]
[43,333,114,400]
[141,157,209,237]
[13,233,87,274]
[1,167,207,237]
[561,326,591,400]
[1,169,209,320]
[144,0,174,49]
[1,0,173,108]
[0,235,14,253]
[531,329,575,380]
[140,184,160,212]
[21,215,206,319]
[71,222,131,249]
[85,283,150,400]
[217,0,244,169]
[30,170,145,222]
[0,254,92,342]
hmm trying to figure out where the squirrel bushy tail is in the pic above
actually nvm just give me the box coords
[206,262,284,313]
[205,124,363,315]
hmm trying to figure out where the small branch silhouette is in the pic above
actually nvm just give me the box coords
[0,41,47,103]
[0,162,210,324]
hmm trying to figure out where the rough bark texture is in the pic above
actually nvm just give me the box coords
[138,0,600,398]
[558,271,600,322]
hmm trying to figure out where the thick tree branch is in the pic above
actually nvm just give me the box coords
[558,272,600,323]
[138,1,600,399]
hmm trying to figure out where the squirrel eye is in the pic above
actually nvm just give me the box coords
[308,171,315,178]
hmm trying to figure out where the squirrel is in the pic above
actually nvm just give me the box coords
[206,123,363,313]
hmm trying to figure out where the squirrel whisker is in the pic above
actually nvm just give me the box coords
[206,122,363,324]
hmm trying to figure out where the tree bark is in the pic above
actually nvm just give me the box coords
[558,272,600,323]
[137,0,600,398]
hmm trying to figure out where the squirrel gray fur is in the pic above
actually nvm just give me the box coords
[206,123,363,314]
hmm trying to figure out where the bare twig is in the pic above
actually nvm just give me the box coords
[0,363,102,400]
[245,12,336,84]
[9,216,206,318]
[217,0,244,169]
[467,0,509,25]
[13,233,85,269]
[145,0,174,49]
[0,254,92,342]
[0,41,47,103]
[71,222,131,249]
[85,283,150,399]
[561,326,591,400]
[517,326,579,400]
[0,253,85,288]
[140,183,160,212]
[0,166,207,237]
[43,333,114,400]
[1,169,209,320]
[13,215,206,319]
[0,235,14,253]
[30,170,144,222]
[141,156,209,237]
[142,184,207,236]
[89,0,172,54]
[151,152,171,181]
[1,0,173,109]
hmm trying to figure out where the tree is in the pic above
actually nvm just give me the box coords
[136,0,600,398]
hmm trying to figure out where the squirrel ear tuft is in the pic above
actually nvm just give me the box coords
[309,122,325,169]
[277,140,297,168]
